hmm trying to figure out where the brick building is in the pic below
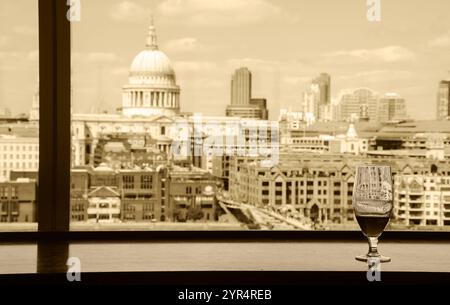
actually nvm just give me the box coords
[0,178,37,223]
[228,152,450,225]
[168,166,219,222]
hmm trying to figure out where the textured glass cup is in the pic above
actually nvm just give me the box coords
[353,165,393,263]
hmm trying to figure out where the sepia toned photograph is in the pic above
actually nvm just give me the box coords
[0,0,450,296]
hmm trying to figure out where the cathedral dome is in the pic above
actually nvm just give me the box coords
[130,50,174,79]
[122,18,181,117]
[128,20,176,86]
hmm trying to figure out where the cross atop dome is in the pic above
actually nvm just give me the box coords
[146,15,158,50]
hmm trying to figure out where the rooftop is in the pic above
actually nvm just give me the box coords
[0,123,39,138]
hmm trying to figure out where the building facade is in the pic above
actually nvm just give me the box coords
[226,67,268,120]
[437,79,450,121]
[378,93,407,122]
[313,73,331,106]
[121,20,180,117]
[228,152,450,226]
[230,67,251,106]
[168,166,219,222]
[338,88,379,122]
[302,83,320,120]
[0,178,36,223]
[0,134,39,180]
[394,174,450,226]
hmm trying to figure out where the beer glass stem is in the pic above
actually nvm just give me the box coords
[367,236,380,257]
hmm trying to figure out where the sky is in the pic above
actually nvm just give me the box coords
[1,0,450,120]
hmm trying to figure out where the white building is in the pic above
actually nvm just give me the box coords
[329,124,369,155]
[68,20,280,172]
[87,185,121,223]
[121,19,180,117]
[279,116,368,155]
[394,174,450,226]
[0,134,39,180]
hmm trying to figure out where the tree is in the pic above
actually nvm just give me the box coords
[187,206,204,221]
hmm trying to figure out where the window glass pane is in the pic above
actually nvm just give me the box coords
[0,0,38,232]
[71,0,450,232]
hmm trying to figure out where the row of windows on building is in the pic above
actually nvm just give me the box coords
[0,154,39,160]
[261,180,331,187]
[0,216,19,222]
[0,201,19,212]
[185,186,204,195]
[70,202,156,221]
[122,175,153,189]
[2,162,38,168]
[244,177,353,206]
[398,195,445,202]
[0,186,17,198]
[260,189,330,196]
[1,145,38,152]
[71,202,156,211]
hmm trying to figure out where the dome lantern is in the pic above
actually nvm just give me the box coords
[146,16,158,50]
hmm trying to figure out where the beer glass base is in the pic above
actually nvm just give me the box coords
[355,254,391,263]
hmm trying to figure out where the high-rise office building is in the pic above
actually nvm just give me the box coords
[249,98,269,120]
[312,73,331,106]
[302,83,320,119]
[338,88,379,122]
[302,73,331,121]
[378,93,407,122]
[437,79,450,121]
[230,67,252,106]
[226,67,268,119]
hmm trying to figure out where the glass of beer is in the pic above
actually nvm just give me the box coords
[353,165,393,263]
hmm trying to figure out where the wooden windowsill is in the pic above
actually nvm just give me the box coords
[1,240,450,275]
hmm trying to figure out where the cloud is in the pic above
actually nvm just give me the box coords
[27,50,39,61]
[72,52,118,63]
[0,51,20,61]
[0,36,9,47]
[110,1,149,21]
[173,61,218,72]
[323,46,416,63]
[0,50,38,62]
[112,67,129,75]
[337,70,414,83]
[282,76,312,86]
[163,37,198,53]
[87,52,118,63]
[428,31,450,47]
[157,0,286,26]
[181,77,223,89]
[0,50,38,72]
[227,58,283,71]
[12,25,36,36]
[227,58,303,73]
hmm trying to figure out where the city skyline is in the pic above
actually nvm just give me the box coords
[1,0,450,120]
